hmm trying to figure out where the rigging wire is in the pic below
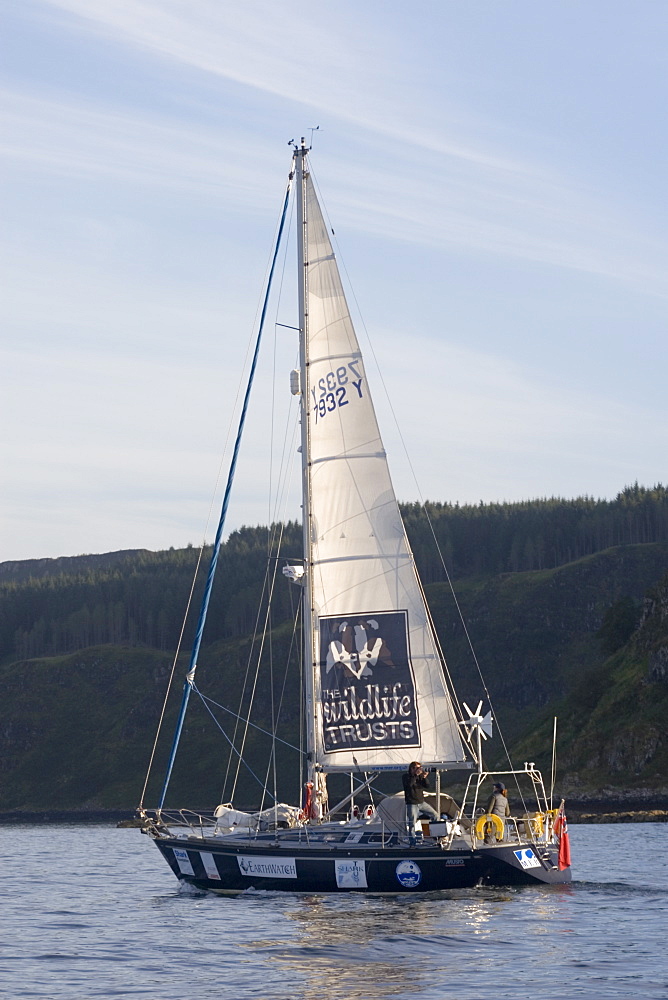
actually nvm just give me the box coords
[308,162,474,761]
[140,162,297,813]
[309,162,533,807]
[155,160,295,811]
[223,386,302,805]
[268,185,296,526]
[192,684,277,798]
[310,168,541,818]
[139,258,275,811]
[257,595,303,815]
[138,547,204,811]
[414,570,477,762]
[266,207,291,821]
[298,592,305,807]
[229,522,293,802]
[218,518,300,804]
[140,180,297,811]
[195,687,303,752]
[262,410,304,812]
[219,187,303,808]
[219,553,278,800]
[219,373,301,803]
[216,410,299,803]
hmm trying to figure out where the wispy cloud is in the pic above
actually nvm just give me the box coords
[0,89,277,199]
[2,1,666,561]
[41,0,530,173]
[3,80,666,301]
[16,1,668,296]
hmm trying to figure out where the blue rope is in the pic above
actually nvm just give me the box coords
[158,166,294,809]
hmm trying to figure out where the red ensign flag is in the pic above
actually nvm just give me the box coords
[554,800,571,870]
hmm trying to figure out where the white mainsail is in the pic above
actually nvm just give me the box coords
[301,168,468,772]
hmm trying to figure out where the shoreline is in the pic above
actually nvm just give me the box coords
[1,804,668,826]
[568,809,668,824]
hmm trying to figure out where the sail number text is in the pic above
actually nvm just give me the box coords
[311,361,364,423]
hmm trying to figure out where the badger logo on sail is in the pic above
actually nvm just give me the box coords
[319,611,419,751]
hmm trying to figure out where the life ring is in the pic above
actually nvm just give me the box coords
[475,813,505,841]
[523,812,544,837]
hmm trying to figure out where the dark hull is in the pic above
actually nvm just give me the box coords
[154,833,571,893]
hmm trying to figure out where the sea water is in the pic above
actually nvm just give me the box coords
[1,823,666,999]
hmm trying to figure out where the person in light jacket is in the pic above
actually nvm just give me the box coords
[486,781,511,818]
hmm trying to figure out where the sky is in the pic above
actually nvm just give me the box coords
[2,0,667,563]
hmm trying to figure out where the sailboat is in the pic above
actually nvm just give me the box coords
[138,141,572,892]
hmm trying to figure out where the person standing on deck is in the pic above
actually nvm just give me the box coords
[486,781,511,819]
[402,761,439,846]
[482,781,511,843]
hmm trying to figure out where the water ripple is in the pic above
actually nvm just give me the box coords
[1,823,667,999]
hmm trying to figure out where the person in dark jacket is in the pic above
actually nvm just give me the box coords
[402,761,439,846]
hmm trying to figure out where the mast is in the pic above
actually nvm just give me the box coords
[295,140,318,789]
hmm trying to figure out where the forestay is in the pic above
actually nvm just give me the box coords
[302,172,467,772]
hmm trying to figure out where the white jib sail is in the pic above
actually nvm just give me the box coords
[302,172,467,772]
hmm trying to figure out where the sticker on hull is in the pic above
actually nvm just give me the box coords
[199,851,221,880]
[514,848,542,870]
[395,859,422,888]
[335,859,367,888]
[236,856,298,879]
[172,847,195,876]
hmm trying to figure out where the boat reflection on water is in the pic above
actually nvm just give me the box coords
[243,885,578,1000]
[259,894,433,1000]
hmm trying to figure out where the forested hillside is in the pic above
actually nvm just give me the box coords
[0,524,302,662]
[2,484,668,811]
[428,541,668,742]
[2,485,667,665]
[404,483,668,580]
[514,569,668,802]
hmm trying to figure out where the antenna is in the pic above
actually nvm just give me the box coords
[289,129,320,151]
